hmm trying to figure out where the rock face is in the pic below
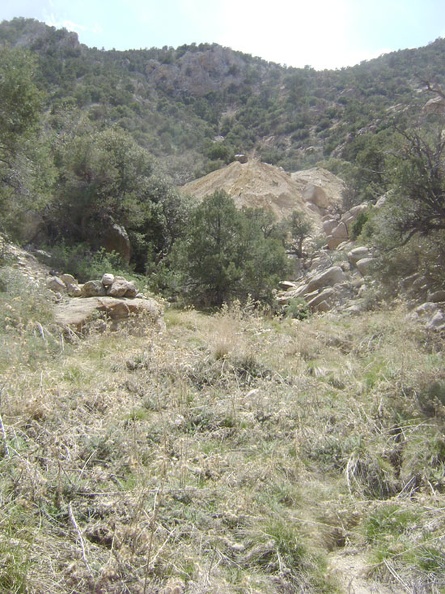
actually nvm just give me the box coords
[291,167,345,214]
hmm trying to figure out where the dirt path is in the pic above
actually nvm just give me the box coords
[329,549,399,593]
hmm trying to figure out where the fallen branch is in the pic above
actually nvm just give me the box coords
[68,501,93,576]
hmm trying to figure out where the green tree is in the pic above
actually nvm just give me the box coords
[384,126,445,243]
[0,46,55,238]
[286,210,313,257]
[173,191,289,307]
[0,47,42,163]
[48,127,187,271]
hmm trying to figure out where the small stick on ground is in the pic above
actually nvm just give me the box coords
[69,501,93,576]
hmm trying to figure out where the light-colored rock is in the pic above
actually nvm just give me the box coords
[54,296,164,332]
[302,184,329,209]
[60,273,82,296]
[355,257,375,276]
[348,247,370,265]
[423,96,445,115]
[47,276,67,293]
[307,288,335,309]
[305,266,346,293]
[327,222,349,249]
[312,300,331,313]
[108,277,138,298]
[426,310,445,330]
[323,219,339,236]
[278,280,297,291]
[415,302,439,317]
[101,273,115,287]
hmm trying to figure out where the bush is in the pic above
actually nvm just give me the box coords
[43,243,131,283]
[285,297,310,320]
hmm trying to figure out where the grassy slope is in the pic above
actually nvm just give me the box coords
[0,265,445,593]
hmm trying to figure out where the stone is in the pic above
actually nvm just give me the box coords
[54,296,165,332]
[348,247,370,265]
[323,219,339,236]
[60,273,82,296]
[108,277,138,298]
[307,288,335,309]
[305,266,346,294]
[427,290,445,303]
[102,223,131,264]
[81,280,107,297]
[47,276,67,293]
[415,302,439,317]
[302,184,329,209]
[327,222,349,249]
[355,257,375,276]
[101,273,115,287]
[278,281,297,291]
[426,310,445,330]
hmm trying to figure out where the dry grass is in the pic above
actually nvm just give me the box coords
[0,276,444,592]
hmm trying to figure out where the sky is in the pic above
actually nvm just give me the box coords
[1,0,445,70]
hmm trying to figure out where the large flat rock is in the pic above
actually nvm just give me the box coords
[54,296,164,331]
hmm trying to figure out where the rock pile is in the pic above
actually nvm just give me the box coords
[47,272,164,332]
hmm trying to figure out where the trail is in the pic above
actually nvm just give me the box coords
[329,549,400,593]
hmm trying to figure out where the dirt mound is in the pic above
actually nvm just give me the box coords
[180,160,345,222]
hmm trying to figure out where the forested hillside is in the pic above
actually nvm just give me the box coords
[1,16,445,294]
[2,16,445,183]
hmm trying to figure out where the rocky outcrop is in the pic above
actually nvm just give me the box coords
[409,301,445,332]
[181,161,347,224]
[277,263,361,314]
[47,272,164,332]
[323,203,369,249]
[54,296,164,333]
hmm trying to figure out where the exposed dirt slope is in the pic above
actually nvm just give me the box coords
[180,159,314,220]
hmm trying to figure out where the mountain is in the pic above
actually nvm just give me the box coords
[1,17,445,185]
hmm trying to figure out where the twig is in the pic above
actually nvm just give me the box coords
[383,559,411,592]
[68,501,93,576]
[0,412,10,458]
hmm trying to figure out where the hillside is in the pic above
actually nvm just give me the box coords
[1,18,445,184]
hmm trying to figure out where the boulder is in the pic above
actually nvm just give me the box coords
[302,184,329,209]
[426,310,445,331]
[305,266,346,293]
[47,276,67,293]
[307,287,335,309]
[348,247,370,266]
[323,218,339,236]
[54,296,164,332]
[108,277,138,298]
[60,273,82,297]
[327,222,348,249]
[427,290,445,303]
[81,280,107,297]
[101,273,115,287]
[102,223,131,264]
[355,257,375,276]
